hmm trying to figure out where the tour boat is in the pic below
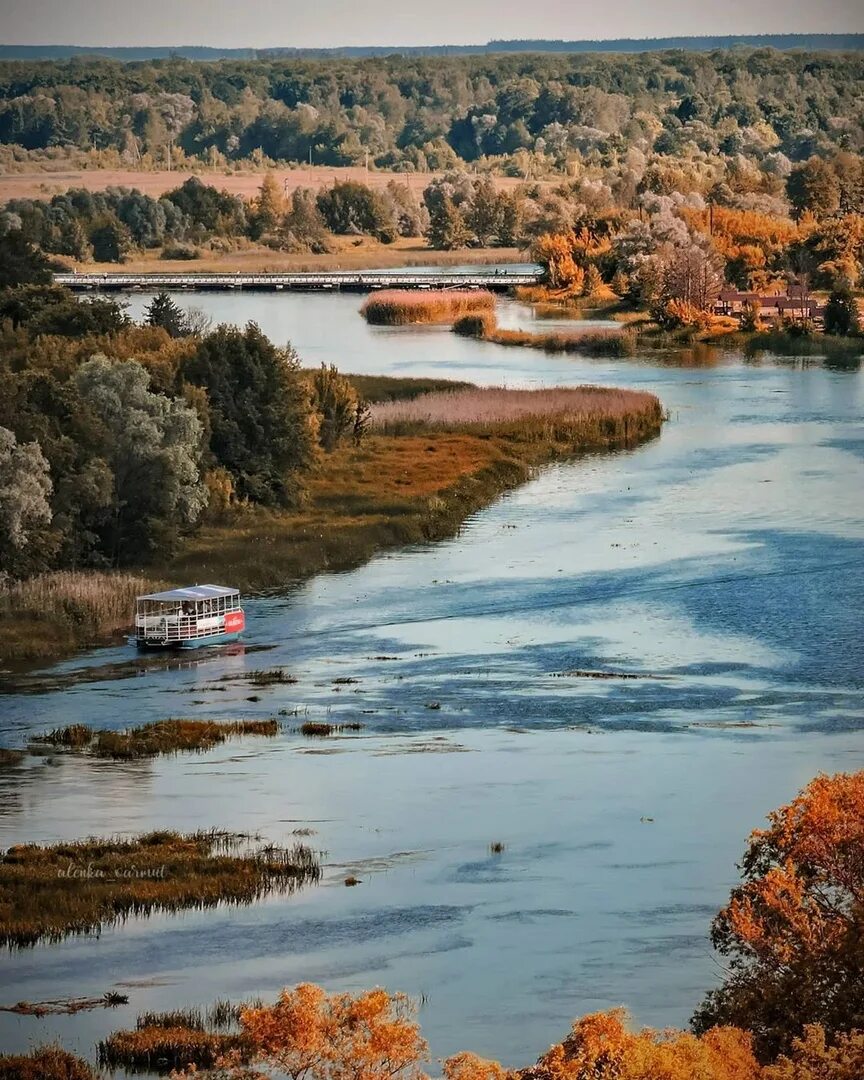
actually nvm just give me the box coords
[134,584,245,649]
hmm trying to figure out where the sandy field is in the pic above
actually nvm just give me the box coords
[0,165,530,202]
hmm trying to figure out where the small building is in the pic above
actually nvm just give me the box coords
[715,288,825,324]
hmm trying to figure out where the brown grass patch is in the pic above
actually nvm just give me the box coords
[0,570,165,663]
[299,722,364,737]
[32,718,279,759]
[0,748,24,768]
[1,992,127,1016]
[0,830,319,947]
[0,1046,98,1080]
[361,289,495,326]
[99,1026,248,1073]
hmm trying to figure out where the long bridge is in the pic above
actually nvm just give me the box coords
[54,269,542,292]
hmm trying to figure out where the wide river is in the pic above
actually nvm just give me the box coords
[1,291,863,1069]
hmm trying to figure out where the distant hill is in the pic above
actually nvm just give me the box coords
[1,34,863,62]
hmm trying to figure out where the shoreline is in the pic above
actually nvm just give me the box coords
[0,400,664,671]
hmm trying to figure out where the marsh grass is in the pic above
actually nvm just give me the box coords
[454,311,636,357]
[1,992,128,1016]
[224,668,298,686]
[0,830,319,947]
[31,718,279,759]
[0,1046,98,1080]
[361,289,495,325]
[299,721,364,737]
[0,748,24,767]
[0,570,165,663]
[369,386,664,445]
[99,1026,249,1072]
[344,372,474,402]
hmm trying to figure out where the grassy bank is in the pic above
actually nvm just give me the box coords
[361,289,495,326]
[0,830,319,947]
[0,571,165,665]
[162,387,663,592]
[3,377,663,665]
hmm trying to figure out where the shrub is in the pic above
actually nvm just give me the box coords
[361,290,495,326]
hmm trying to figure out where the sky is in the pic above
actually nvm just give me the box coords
[2,0,863,48]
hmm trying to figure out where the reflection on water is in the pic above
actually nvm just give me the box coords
[1,291,863,1068]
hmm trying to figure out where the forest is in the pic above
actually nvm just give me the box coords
[0,49,862,173]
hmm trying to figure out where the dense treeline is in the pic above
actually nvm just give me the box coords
[0,237,367,577]
[0,49,862,173]
[1,36,863,62]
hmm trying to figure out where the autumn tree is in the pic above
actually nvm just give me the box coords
[250,173,285,239]
[522,1008,760,1080]
[692,771,864,1061]
[426,195,472,250]
[238,983,429,1080]
[531,233,583,291]
[468,176,502,247]
[762,1025,864,1080]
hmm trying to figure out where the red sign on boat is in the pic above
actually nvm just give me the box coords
[225,610,245,633]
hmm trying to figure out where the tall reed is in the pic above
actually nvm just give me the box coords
[361,290,495,326]
[453,312,637,356]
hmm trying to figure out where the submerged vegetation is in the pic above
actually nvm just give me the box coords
[0,830,319,947]
[361,289,495,326]
[31,718,280,758]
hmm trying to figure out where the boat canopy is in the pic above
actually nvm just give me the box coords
[137,584,239,602]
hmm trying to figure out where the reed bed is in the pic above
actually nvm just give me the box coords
[31,718,279,759]
[0,830,320,947]
[453,312,637,357]
[369,386,664,445]
[0,569,165,662]
[99,1026,248,1072]
[361,289,495,326]
[0,748,24,768]
[0,1046,98,1080]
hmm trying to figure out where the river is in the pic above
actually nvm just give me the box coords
[1,291,862,1068]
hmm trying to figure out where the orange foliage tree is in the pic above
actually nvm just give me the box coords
[692,771,864,1060]
[519,1008,760,1080]
[762,1025,864,1080]
[237,983,429,1080]
[531,233,584,291]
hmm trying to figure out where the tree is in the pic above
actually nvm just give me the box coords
[523,1008,760,1080]
[0,230,52,288]
[0,426,53,576]
[181,324,314,506]
[692,771,864,1061]
[250,173,285,239]
[823,286,861,336]
[426,196,472,251]
[531,233,583,290]
[0,285,127,336]
[74,356,207,561]
[89,216,131,263]
[145,292,188,337]
[468,176,502,246]
[317,182,398,243]
[238,983,428,1080]
[311,365,357,452]
[786,159,841,220]
[662,242,726,310]
[763,1026,864,1080]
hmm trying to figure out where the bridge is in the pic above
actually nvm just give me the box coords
[54,269,543,292]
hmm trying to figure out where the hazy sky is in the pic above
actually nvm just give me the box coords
[2,0,863,48]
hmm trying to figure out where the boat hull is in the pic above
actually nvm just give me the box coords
[136,630,244,650]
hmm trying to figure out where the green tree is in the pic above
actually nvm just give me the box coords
[786,158,841,220]
[0,230,52,289]
[250,173,285,239]
[316,182,398,243]
[74,356,207,562]
[145,292,188,337]
[823,285,861,336]
[0,425,53,577]
[181,324,314,506]
[426,196,471,250]
[467,176,501,246]
[89,216,131,263]
[311,364,357,451]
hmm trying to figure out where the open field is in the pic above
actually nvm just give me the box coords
[74,236,526,275]
[0,165,529,202]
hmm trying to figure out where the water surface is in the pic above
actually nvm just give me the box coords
[1,292,862,1067]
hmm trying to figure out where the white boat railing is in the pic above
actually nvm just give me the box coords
[135,614,226,642]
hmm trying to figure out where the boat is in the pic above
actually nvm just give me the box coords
[134,584,245,649]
